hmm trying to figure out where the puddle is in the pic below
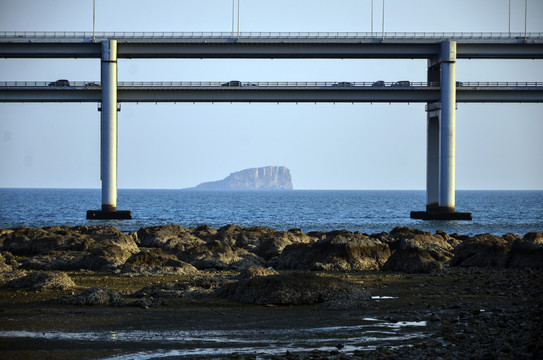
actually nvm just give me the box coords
[371,296,398,300]
[0,317,430,359]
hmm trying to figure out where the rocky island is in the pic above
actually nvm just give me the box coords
[192,166,293,190]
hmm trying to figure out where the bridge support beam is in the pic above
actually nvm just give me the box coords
[87,40,131,220]
[411,41,471,221]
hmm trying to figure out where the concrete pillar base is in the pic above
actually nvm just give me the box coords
[86,209,132,220]
[410,209,472,221]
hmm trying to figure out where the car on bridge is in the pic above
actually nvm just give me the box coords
[391,80,411,87]
[221,80,242,87]
[372,80,385,87]
[332,82,354,87]
[48,79,70,87]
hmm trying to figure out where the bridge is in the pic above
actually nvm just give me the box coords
[1,81,542,103]
[1,32,542,220]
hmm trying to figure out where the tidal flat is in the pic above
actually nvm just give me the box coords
[0,225,542,359]
[0,268,542,359]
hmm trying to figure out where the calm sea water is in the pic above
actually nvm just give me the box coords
[0,189,541,236]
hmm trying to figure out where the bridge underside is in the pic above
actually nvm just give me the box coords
[1,86,541,103]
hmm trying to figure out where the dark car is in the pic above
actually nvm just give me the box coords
[48,79,70,87]
[391,81,410,87]
[332,82,354,87]
[85,82,100,87]
[372,80,385,87]
[221,80,242,87]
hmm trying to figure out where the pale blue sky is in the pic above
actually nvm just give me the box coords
[0,0,542,190]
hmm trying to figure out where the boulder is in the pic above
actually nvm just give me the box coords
[10,226,140,272]
[381,248,442,273]
[383,227,454,273]
[239,266,278,279]
[1,226,94,256]
[22,250,87,271]
[22,245,136,272]
[58,287,124,306]
[132,276,229,300]
[506,232,543,269]
[179,240,264,270]
[217,272,371,309]
[0,252,17,272]
[122,248,199,275]
[6,271,76,291]
[214,225,276,251]
[275,230,390,271]
[389,226,454,261]
[254,228,317,260]
[137,224,194,248]
[189,225,218,242]
[451,234,512,268]
[1,225,137,257]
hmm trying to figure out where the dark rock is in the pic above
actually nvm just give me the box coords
[0,252,17,272]
[209,225,316,260]
[381,247,442,273]
[214,225,274,251]
[22,244,137,272]
[276,230,390,271]
[451,234,512,268]
[137,224,202,248]
[180,240,264,270]
[239,266,278,279]
[58,287,124,306]
[506,232,543,269]
[383,227,454,273]
[8,226,140,272]
[193,166,293,190]
[2,225,139,256]
[255,229,317,260]
[217,272,371,309]
[389,226,454,261]
[122,248,199,275]
[1,226,94,256]
[190,225,218,242]
[132,276,230,300]
[22,250,87,271]
[6,271,76,291]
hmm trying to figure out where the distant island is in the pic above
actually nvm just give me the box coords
[189,166,293,190]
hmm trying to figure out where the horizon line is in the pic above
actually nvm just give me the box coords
[1,187,542,192]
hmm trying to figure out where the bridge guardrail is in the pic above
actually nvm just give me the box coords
[1,31,542,41]
[4,81,543,87]
[1,81,542,88]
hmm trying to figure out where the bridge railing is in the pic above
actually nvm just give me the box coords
[1,81,542,88]
[1,31,542,41]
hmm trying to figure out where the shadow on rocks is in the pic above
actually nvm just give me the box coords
[6,271,76,291]
[216,272,371,309]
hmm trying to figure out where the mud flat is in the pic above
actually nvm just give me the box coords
[0,225,542,359]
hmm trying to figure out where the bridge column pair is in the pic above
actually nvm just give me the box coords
[87,40,131,220]
[411,41,471,220]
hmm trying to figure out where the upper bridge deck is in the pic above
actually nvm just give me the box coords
[1,32,542,59]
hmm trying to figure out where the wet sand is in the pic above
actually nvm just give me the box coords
[1,268,542,359]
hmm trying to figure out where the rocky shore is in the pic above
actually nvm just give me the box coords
[0,225,542,359]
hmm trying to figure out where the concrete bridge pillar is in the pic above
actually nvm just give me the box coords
[87,40,131,220]
[411,40,471,221]
[439,40,456,213]
[426,104,440,212]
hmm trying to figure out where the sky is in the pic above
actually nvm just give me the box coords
[0,0,542,190]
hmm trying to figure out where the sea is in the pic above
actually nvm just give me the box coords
[0,189,542,236]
